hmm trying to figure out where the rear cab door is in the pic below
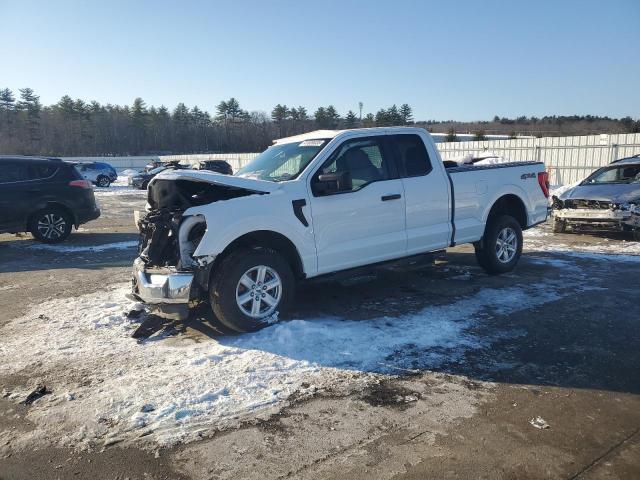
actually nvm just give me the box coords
[388,132,452,253]
[307,134,407,274]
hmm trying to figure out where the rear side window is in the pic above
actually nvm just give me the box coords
[390,134,432,177]
[29,163,59,180]
[0,162,29,183]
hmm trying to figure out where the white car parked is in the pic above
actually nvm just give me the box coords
[132,127,550,332]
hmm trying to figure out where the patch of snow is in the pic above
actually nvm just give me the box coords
[0,276,580,449]
[14,240,138,253]
[524,226,640,263]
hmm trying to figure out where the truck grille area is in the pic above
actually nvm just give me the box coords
[563,199,612,210]
[138,209,182,267]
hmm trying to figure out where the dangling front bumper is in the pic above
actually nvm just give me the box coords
[131,258,194,304]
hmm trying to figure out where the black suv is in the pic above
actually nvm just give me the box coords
[0,156,100,243]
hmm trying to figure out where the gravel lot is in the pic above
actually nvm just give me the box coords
[0,186,639,480]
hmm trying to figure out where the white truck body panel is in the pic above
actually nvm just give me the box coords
[148,127,549,279]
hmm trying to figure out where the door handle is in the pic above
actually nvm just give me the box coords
[381,194,401,201]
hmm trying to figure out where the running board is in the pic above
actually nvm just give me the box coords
[308,250,446,283]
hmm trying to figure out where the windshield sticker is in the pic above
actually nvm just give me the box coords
[299,140,325,147]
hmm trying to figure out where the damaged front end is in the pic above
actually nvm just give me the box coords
[552,197,640,233]
[131,175,263,319]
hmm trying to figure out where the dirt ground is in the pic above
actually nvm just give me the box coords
[0,188,639,480]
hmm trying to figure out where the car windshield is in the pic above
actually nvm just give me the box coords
[148,166,166,175]
[582,164,640,185]
[236,139,329,182]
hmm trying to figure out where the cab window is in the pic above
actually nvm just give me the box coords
[389,134,432,177]
[315,137,390,192]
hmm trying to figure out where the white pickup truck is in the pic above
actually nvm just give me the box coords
[132,127,549,332]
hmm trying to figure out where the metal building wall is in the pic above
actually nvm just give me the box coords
[437,133,640,185]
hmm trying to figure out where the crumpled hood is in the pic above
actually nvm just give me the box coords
[560,183,640,204]
[151,169,280,193]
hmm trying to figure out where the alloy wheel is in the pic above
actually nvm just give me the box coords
[495,227,518,263]
[235,265,282,318]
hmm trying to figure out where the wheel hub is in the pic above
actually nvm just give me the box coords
[235,265,282,318]
[37,213,66,240]
[495,227,517,263]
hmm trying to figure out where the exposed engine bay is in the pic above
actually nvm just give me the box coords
[137,178,264,269]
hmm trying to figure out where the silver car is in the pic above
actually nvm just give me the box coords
[551,155,640,237]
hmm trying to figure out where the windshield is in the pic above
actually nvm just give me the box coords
[148,166,166,175]
[582,164,640,185]
[236,139,329,182]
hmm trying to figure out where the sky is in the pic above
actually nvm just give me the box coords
[1,0,639,121]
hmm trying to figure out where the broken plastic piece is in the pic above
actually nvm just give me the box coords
[22,385,51,405]
[529,416,550,429]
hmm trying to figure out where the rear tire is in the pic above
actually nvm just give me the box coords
[29,207,73,244]
[96,175,111,187]
[474,215,523,275]
[552,217,566,233]
[210,247,295,333]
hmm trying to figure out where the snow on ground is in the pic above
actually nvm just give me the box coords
[10,240,138,253]
[0,276,580,450]
[524,227,640,262]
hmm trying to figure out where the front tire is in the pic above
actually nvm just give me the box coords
[475,215,523,275]
[29,208,73,243]
[210,248,295,332]
[96,175,111,187]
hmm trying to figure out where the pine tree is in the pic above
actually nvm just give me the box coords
[314,107,327,128]
[399,104,413,125]
[344,110,358,129]
[362,113,375,127]
[17,88,42,148]
[296,106,308,121]
[0,88,16,136]
[325,105,339,129]
[271,104,289,136]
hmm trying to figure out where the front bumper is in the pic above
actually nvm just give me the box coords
[132,257,194,304]
[554,208,639,229]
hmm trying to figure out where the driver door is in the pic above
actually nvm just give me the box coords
[308,136,407,274]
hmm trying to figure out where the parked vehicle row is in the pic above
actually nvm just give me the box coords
[128,160,233,189]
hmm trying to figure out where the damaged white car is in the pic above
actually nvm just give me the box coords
[132,127,550,332]
[551,155,640,237]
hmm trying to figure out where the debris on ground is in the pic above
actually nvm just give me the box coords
[530,416,550,429]
[131,314,167,340]
[22,385,52,405]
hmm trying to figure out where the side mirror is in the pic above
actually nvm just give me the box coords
[313,171,353,195]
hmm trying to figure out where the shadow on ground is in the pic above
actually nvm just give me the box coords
[136,250,640,396]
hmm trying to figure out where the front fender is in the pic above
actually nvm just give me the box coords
[185,192,317,276]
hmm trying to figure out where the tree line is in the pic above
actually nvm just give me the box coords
[1,87,637,156]
[0,87,416,156]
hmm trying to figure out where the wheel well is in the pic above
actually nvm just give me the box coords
[27,202,76,229]
[214,230,305,279]
[487,194,527,228]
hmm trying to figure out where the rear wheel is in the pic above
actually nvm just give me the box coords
[552,217,566,233]
[475,215,523,275]
[210,248,295,332]
[96,175,111,187]
[29,207,73,243]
